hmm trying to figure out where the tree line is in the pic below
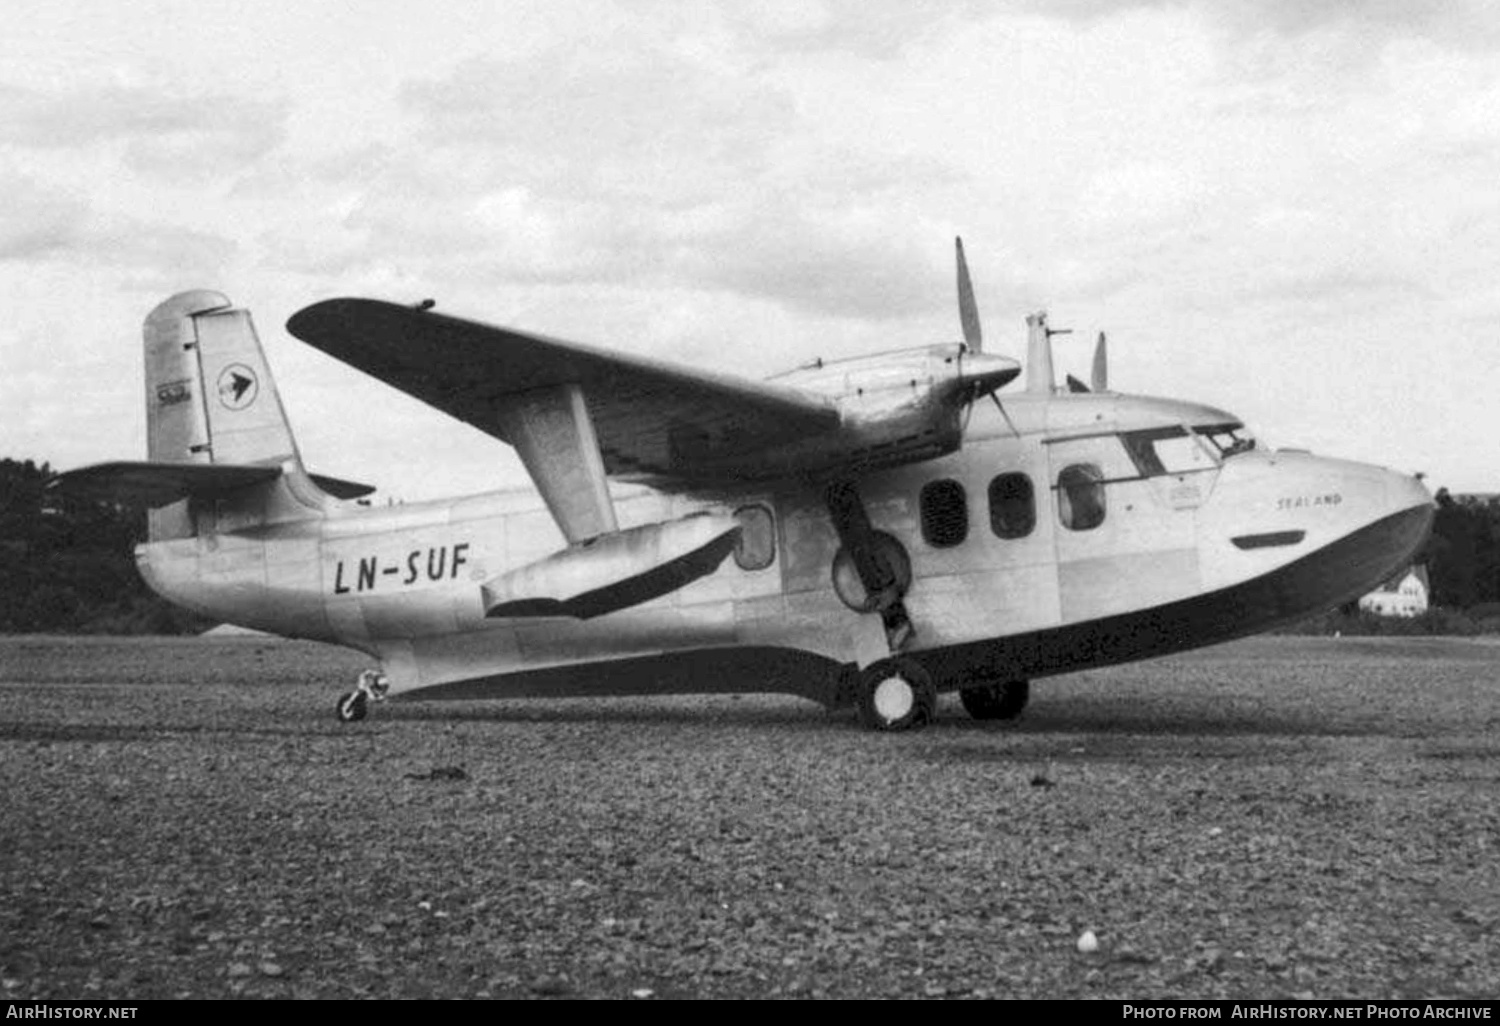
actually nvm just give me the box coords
[0,458,210,634]
[1424,487,1500,612]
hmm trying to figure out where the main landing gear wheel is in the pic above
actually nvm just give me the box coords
[959,679,1030,721]
[857,657,936,732]
[335,669,389,723]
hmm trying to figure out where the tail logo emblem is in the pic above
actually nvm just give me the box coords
[217,364,258,410]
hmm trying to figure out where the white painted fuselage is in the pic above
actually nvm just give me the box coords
[136,388,1434,704]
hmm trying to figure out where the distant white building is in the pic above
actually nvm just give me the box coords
[1358,564,1430,617]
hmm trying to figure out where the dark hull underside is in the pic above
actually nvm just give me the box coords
[401,504,1433,708]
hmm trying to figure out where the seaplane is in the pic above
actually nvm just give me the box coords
[54,240,1434,731]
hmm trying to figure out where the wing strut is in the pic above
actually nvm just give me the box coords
[825,480,914,655]
[496,384,617,543]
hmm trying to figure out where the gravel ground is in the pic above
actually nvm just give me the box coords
[0,634,1497,1000]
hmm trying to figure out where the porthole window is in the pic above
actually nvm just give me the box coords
[732,504,776,571]
[989,473,1035,539]
[1057,463,1106,531]
[920,479,968,548]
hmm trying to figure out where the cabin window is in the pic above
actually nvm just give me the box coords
[988,473,1035,539]
[920,479,968,548]
[733,504,776,571]
[1057,463,1106,531]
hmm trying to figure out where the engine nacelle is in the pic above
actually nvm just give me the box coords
[670,344,1020,482]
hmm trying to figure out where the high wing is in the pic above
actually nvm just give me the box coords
[286,299,842,486]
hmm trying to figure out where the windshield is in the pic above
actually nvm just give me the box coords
[1195,423,1256,458]
[1121,422,1253,477]
[1122,427,1210,475]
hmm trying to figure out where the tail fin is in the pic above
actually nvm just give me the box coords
[136,291,307,541]
[53,291,372,540]
[145,290,302,468]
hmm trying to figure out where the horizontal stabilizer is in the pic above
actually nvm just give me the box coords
[483,513,741,620]
[53,461,375,507]
[51,461,281,508]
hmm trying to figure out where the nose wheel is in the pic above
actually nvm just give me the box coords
[856,657,935,732]
[335,669,389,723]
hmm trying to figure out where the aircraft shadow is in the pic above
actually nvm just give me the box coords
[379,694,1398,741]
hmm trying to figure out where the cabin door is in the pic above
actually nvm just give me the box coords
[1046,432,1136,550]
[1048,434,1140,623]
[1046,433,1202,622]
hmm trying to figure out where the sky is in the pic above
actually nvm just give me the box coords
[4,0,1499,500]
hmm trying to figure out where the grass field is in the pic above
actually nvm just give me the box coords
[1,634,1496,1000]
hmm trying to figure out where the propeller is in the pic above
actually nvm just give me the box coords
[956,237,982,354]
[1066,334,1110,393]
[956,238,1108,397]
[953,237,1019,403]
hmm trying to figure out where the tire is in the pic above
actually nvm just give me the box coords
[959,679,1030,721]
[335,690,368,723]
[857,657,935,732]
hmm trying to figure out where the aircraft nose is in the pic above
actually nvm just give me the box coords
[1297,456,1434,554]
[1201,452,1433,616]
[1368,468,1434,576]
[1385,466,1435,520]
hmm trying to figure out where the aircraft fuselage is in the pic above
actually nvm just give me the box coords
[135,388,1434,706]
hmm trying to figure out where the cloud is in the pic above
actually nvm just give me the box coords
[0,171,235,281]
[260,163,959,321]
[1017,0,1500,47]
[1211,0,1500,48]
[1237,266,1431,309]
[399,48,794,204]
[712,0,996,60]
[95,224,238,288]
[0,82,288,180]
[1073,161,1211,233]
[0,176,89,261]
[248,42,976,322]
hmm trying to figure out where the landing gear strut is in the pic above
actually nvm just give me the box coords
[825,480,914,653]
[856,656,935,732]
[959,678,1030,721]
[335,669,389,723]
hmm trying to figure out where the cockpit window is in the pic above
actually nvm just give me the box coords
[1122,423,1252,478]
[1195,423,1256,459]
[1122,427,1215,476]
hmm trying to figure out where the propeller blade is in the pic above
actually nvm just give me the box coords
[1091,331,1108,392]
[955,236,982,354]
